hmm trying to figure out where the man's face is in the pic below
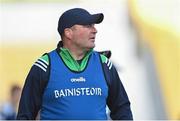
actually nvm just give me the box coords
[70,24,97,51]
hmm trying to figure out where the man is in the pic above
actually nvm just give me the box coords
[1,85,21,120]
[17,8,133,120]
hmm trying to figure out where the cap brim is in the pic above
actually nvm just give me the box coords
[75,13,104,25]
[91,13,104,24]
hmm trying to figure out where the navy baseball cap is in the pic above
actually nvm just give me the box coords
[57,8,104,35]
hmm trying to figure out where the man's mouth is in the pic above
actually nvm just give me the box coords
[90,37,95,40]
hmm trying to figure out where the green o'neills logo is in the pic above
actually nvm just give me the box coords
[71,77,86,83]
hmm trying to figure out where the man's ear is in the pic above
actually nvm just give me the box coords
[64,28,72,39]
[98,50,111,59]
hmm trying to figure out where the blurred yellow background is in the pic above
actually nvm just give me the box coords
[0,43,55,101]
[128,0,180,119]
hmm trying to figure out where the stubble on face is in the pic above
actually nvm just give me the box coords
[71,25,96,50]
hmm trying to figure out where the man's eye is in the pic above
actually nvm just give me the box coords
[84,24,93,28]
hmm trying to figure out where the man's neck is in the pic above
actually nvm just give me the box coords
[63,45,86,60]
[70,49,86,60]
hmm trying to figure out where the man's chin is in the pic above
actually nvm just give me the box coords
[90,44,95,49]
[86,45,95,51]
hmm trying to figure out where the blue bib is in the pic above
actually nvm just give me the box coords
[40,50,108,120]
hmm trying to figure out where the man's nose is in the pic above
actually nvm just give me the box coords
[92,25,97,33]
